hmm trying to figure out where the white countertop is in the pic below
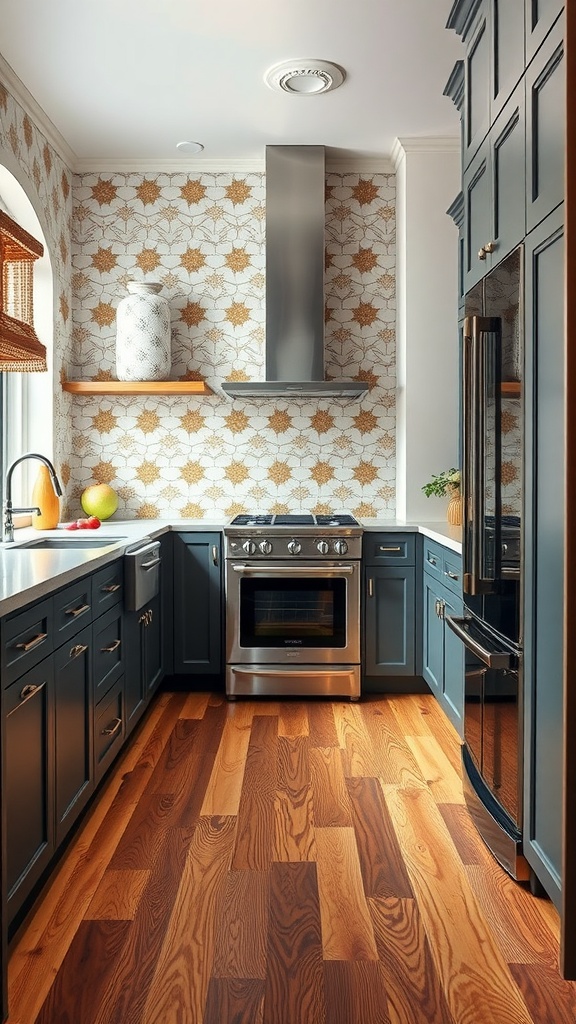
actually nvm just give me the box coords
[0,516,462,618]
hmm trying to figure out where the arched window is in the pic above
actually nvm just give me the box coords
[0,164,54,518]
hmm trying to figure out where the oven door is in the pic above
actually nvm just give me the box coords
[226,560,360,666]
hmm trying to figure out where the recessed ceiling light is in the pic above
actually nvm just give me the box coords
[176,141,204,154]
[264,59,345,96]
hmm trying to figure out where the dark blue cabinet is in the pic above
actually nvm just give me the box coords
[362,533,419,688]
[525,14,565,234]
[173,532,222,677]
[53,624,93,846]
[525,0,564,63]
[523,204,564,910]
[422,539,465,736]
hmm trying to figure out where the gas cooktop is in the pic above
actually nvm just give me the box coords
[229,513,359,528]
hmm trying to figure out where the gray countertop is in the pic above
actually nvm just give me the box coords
[0,517,461,618]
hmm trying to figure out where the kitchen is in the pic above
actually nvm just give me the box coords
[0,0,575,1021]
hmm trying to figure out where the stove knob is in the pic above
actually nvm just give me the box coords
[259,540,273,555]
[333,539,348,555]
[242,540,257,555]
[287,539,302,555]
[316,540,330,555]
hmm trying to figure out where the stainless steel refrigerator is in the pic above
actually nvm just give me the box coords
[446,246,528,880]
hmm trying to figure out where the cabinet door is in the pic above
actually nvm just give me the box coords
[53,624,93,845]
[491,82,526,262]
[463,140,491,291]
[463,5,491,168]
[94,678,125,783]
[144,594,163,696]
[4,658,54,922]
[364,567,416,676]
[525,0,564,63]
[525,15,565,233]
[443,592,465,735]
[124,609,145,729]
[492,0,526,120]
[523,206,564,909]
[173,533,222,675]
[422,574,444,695]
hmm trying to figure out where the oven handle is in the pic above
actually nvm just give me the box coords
[230,667,355,678]
[231,563,356,575]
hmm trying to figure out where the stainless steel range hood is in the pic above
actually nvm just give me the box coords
[221,146,368,399]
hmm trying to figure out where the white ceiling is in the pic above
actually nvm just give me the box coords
[1,0,463,169]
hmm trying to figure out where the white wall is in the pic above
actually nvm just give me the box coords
[393,138,461,521]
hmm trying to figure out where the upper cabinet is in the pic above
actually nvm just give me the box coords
[525,0,565,63]
[447,0,526,170]
[525,14,566,233]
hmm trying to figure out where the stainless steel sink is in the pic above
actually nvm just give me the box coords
[9,537,127,549]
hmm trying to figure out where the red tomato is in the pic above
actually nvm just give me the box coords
[86,516,101,529]
[76,518,92,529]
[64,521,79,530]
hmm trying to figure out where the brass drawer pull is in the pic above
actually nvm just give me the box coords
[444,570,459,581]
[70,643,88,659]
[101,583,121,593]
[66,603,90,618]
[15,632,47,652]
[379,545,402,553]
[368,578,374,598]
[427,556,438,566]
[212,545,219,566]
[101,717,122,737]
[101,639,121,653]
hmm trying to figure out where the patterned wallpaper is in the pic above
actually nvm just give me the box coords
[68,170,397,520]
[0,79,74,495]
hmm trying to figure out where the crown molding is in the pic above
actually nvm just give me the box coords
[391,135,460,168]
[74,155,395,175]
[0,53,77,171]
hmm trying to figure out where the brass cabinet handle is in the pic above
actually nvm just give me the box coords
[101,639,121,653]
[478,240,496,260]
[101,717,122,737]
[66,603,90,618]
[138,612,147,625]
[148,608,153,624]
[212,545,219,566]
[444,570,459,581]
[368,577,374,598]
[19,682,42,701]
[101,583,121,593]
[15,632,47,652]
[378,545,402,553]
[427,556,438,567]
[70,643,88,659]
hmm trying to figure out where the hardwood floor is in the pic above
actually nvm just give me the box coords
[6,691,576,1023]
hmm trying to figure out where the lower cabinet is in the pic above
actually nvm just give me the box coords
[124,592,163,733]
[4,658,54,923]
[422,541,465,736]
[362,533,418,687]
[94,678,125,783]
[173,532,222,677]
[53,624,93,846]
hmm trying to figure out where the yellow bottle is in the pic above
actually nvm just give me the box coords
[31,464,60,530]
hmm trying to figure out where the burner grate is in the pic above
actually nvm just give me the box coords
[230,515,273,526]
[315,514,359,527]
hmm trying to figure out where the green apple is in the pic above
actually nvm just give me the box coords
[81,483,118,521]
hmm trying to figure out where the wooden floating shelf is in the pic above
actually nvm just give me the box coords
[500,381,521,397]
[62,379,213,396]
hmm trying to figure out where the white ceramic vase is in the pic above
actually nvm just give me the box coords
[115,281,171,381]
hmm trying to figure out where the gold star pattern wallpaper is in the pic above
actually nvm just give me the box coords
[68,170,397,520]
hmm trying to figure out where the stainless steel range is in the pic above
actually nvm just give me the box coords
[224,514,362,699]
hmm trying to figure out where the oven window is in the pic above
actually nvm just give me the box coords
[240,577,347,648]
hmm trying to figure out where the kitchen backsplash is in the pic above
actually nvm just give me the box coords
[69,170,396,519]
[2,75,397,520]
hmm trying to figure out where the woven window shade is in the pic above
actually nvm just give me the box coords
[0,209,47,372]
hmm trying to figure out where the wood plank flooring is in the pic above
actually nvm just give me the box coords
[6,691,576,1024]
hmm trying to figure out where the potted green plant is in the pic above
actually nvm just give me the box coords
[422,468,462,525]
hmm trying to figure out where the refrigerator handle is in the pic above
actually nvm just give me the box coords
[463,315,482,594]
[445,615,512,669]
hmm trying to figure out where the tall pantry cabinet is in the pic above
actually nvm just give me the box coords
[446,0,568,957]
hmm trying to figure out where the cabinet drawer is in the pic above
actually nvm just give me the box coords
[93,604,123,700]
[53,578,93,646]
[94,677,125,782]
[423,539,463,596]
[363,534,416,566]
[2,597,53,686]
[92,559,123,615]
